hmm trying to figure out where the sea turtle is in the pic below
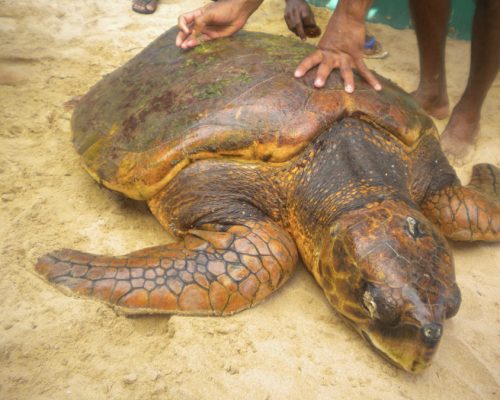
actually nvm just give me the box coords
[35,28,500,373]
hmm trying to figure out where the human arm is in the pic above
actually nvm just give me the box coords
[294,0,381,92]
[176,0,264,49]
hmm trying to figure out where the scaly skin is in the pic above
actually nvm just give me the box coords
[36,219,297,315]
[421,164,500,241]
[316,200,460,372]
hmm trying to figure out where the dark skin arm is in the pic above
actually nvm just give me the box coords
[176,0,263,49]
[294,0,382,92]
[284,0,321,40]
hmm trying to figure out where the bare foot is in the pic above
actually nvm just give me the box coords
[440,108,480,160]
[411,89,449,120]
[132,0,158,15]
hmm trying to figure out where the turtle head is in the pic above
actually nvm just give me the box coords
[319,199,461,373]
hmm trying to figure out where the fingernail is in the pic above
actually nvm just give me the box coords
[294,70,302,78]
[314,78,323,87]
[345,85,353,93]
[375,84,382,91]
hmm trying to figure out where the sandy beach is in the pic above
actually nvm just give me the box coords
[0,1,499,399]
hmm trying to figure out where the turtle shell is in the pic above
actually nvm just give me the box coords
[72,27,436,200]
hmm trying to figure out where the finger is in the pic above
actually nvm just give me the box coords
[301,9,316,28]
[182,32,214,49]
[181,37,201,49]
[285,17,297,37]
[190,19,208,42]
[339,60,355,93]
[179,33,200,49]
[304,25,321,38]
[299,7,320,38]
[284,11,293,30]
[296,22,306,41]
[190,6,216,38]
[285,18,292,31]
[355,59,382,91]
[176,30,188,47]
[178,13,194,34]
[178,8,204,34]
[294,50,322,78]
[285,11,303,40]
[315,61,335,88]
[291,9,307,40]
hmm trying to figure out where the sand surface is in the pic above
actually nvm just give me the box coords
[0,1,499,399]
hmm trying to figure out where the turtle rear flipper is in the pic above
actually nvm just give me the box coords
[422,163,500,241]
[467,163,500,198]
[35,219,298,316]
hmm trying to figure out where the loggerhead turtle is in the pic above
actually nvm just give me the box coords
[35,28,500,373]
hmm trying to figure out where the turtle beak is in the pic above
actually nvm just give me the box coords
[360,318,444,373]
[357,282,449,373]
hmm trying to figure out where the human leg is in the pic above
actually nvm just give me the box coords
[409,0,451,119]
[441,0,500,159]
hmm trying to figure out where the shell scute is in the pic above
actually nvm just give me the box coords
[73,28,435,200]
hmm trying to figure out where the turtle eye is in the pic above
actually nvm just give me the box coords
[362,284,400,326]
[406,216,425,239]
[363,289,379,319]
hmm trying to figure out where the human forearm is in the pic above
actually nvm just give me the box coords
[334,0,372,21]
[229,0,264,17]
[324,0,372,40]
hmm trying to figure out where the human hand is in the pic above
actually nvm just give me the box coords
[284,0,321,40]
[176,0,263,49]
[294,0,381,92]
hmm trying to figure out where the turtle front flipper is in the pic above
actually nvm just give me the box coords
[421,164,500,241]
[35,219,298,315]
